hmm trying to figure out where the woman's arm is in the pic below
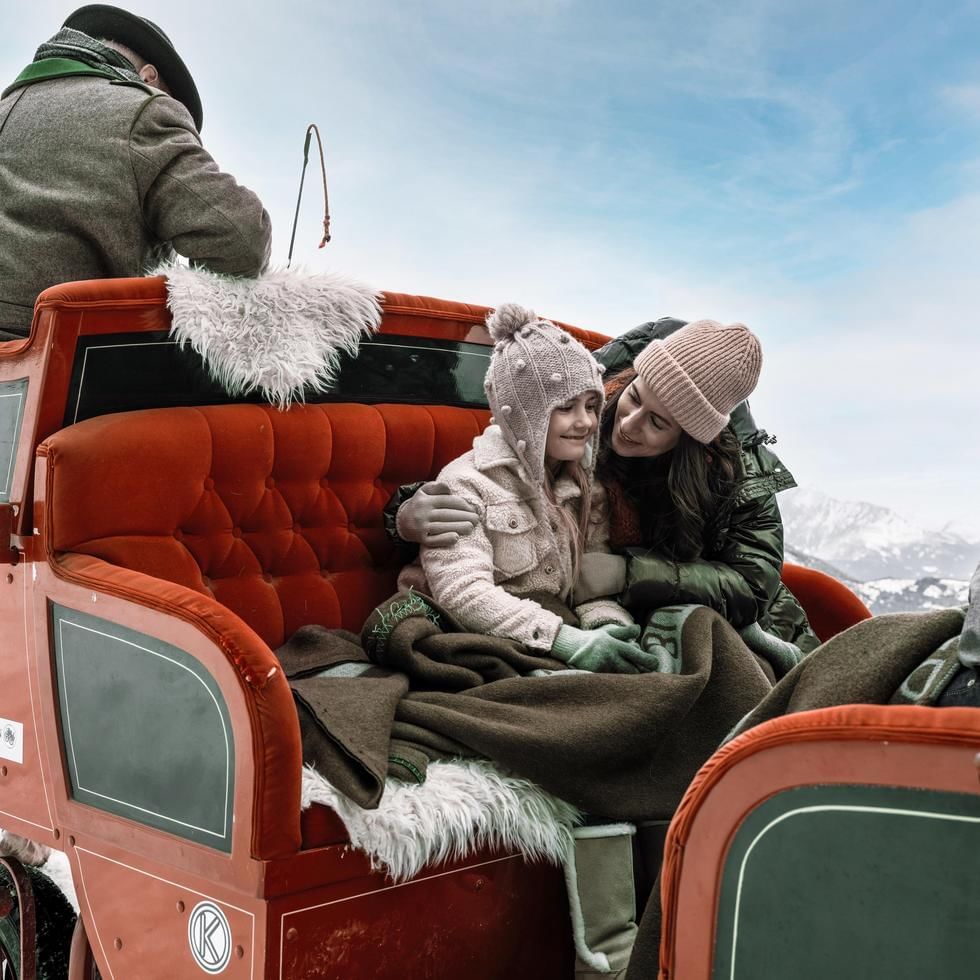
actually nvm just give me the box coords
[622,493,784,628]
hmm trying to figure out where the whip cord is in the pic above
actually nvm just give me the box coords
[287,123,331,267]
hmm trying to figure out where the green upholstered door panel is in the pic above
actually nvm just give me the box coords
[713,784,980,980]
[52,604,234,850]
[0,378,27,502]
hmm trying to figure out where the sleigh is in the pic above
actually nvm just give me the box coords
[0,277,971,980]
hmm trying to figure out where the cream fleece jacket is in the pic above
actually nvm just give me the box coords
[398,426,631,652]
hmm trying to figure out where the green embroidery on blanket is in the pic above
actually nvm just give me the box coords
[369,590,442,658]
[388,755,426,784]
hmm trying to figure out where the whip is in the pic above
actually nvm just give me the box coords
[287,123,331,267]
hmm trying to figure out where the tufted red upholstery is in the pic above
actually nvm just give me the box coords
[43,402,490,648]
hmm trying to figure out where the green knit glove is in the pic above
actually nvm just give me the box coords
[551,623,657,674]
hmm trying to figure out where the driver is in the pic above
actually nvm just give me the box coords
[0,4,272,340]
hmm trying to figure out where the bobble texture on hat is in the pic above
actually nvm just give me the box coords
[484,303,605,483]
[632,319,763,443]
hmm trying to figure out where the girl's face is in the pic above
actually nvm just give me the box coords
[545,391,600,465]
[611,374,682,458]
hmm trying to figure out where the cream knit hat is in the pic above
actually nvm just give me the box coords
[632,319,762,444]
[483,304,606,484]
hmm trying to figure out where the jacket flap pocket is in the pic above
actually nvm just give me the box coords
[485,501,536,534]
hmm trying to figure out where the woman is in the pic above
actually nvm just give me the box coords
[392,315,819,671]
[398,303,660,673]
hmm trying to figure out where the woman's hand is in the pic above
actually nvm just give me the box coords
[396,481,480,547]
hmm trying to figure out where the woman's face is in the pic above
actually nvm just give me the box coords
[611,374,682,458]
[545,391,600,465]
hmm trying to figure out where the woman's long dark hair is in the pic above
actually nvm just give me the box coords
[597,369,742,560]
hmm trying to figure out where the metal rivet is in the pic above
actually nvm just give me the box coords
[235,946,245,959]
[53,829,60,840]
[113,938,123,951]
[176,900,185,913]
[0,766,7,777]
[508,518,518,529]
[286,928,299,942]
[550,373,562,382]
[5,574,11,584]
[68,836,75,847]
[545,565,554,575]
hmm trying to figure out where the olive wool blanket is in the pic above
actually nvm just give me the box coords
[276,591,774,823]
[726,605,967,739]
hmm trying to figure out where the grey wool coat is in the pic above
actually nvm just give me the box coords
[398,425,631,653]
[0,73,271,337]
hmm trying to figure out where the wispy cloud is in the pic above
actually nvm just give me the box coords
[5,0,980,534]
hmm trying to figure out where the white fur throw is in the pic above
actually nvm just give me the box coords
[301,759,582,882]
[153,264,383,409]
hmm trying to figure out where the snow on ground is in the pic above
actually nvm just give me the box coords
[41,849,78,912]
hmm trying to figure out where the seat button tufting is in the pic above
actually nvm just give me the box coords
[262,573,273,583]
[266,477,276,489]
[173,529,183,541]
[293,523,302,532]
[232,527,242,538]
[204,477,215,490]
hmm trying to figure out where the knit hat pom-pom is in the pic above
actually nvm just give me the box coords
[487,303,536,342]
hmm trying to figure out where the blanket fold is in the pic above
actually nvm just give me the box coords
[278,592,774,822]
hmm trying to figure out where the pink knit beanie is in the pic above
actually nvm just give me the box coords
[632,320,762,443]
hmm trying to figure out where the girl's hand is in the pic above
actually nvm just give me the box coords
[396,482,480,547]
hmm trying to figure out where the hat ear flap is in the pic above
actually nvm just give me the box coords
[487,303,536,342]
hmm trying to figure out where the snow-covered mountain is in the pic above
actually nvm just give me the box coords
[781,489,978,615]
[780,488,980,582]
[850,577,970,615]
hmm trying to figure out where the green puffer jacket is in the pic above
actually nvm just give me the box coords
[595,318,819,654]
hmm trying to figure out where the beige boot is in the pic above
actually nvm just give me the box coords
[563,823,638,978]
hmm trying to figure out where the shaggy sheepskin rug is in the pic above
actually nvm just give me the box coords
[154,263,382,408]
[301,759,582,882]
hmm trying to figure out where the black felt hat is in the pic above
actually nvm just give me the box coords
[63,4,203,130]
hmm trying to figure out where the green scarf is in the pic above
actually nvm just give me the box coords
[3,28,146,100]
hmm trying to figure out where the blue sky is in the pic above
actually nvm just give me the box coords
[7,1,980,536]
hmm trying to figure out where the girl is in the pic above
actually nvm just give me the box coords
[395,317,819,672]
[398,304,658,673]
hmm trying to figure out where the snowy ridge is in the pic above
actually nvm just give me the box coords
[781,487,980,582]
[851,577,969,615]
[783,488,977,614]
